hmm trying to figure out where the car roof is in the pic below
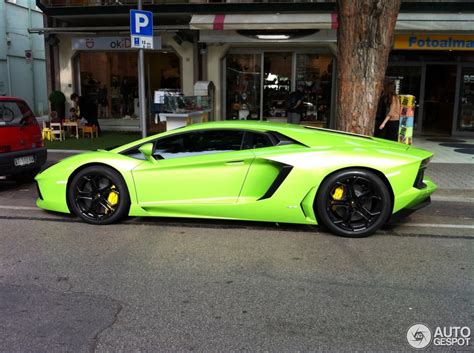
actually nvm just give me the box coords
[0,96,26,102]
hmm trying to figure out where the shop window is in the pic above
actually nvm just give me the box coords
[225,54,262,120]
[296,54,333,125]
[458,68,474,132]
[77,51,181,121]
[79,52,138,120]
[224,52,333,127]
[263,52,292,122]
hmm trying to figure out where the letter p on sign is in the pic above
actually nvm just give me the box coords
[135,14,149,34]
[130,10,153,37]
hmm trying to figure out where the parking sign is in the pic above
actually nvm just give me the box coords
[130,10,153,49]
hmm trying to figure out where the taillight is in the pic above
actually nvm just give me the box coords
[0,145,11,153]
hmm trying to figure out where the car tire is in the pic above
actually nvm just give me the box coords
[68,165,130,225]
[315,169,391,237]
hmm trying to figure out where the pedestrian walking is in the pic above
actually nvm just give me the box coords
[378,81,401,141]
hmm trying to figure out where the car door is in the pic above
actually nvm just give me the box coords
[132,129,255,206]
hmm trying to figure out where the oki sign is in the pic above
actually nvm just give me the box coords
[72,36,161,51]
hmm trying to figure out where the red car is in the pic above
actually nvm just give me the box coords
[0,97,47,181]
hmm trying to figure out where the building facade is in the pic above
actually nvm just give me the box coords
[1,0,48,115]
[35,0,474,136]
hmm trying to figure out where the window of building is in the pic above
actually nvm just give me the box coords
[77,51,181,121]
[225,53,262,121]
[224,51,334,127]
[296,53,333,123]
[458,67,474,132]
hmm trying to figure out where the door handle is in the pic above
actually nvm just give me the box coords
[225,160,244,165]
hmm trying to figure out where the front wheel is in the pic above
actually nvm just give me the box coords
[68,166,130,225]
[315,169,391,237]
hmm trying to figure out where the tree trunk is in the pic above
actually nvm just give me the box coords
[336,0,401,135]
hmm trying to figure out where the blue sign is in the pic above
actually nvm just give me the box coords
[130,10,153,37]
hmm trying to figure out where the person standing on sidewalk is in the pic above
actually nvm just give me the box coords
[378,81,401,141]
[287,84,305,124]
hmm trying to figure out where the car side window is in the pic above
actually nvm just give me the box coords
[153,130,245,159]
[242,132,274,150]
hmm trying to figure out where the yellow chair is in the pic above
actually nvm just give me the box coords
[82,125,98,138]
[41,121,53,141]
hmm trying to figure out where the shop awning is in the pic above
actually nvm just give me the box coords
[190,14,338,31]
[190,13,474,32]
[395,13,474,31]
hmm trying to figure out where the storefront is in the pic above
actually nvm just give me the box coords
[387,34,474,136]
[70,36,182,131]
[197,26,337,127]
[53,33,196,132]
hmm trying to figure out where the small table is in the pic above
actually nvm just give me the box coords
[62,121,79,139]
[158,110,210,131]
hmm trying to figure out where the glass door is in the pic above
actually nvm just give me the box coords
[225,53,262,120]
[422,65,457,135]
[457,66,474,133]
[262,52,292,122]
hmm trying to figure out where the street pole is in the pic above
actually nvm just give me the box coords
[138,0,147,138]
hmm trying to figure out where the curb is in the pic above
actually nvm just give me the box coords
[47,149,88,154]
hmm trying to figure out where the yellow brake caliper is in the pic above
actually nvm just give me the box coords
[106,185,119,213]
[332,186,344,200]
[332,186,344,211]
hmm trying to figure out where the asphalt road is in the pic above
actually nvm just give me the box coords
[0,152,473,352]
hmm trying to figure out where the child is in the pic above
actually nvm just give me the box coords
[68,107,79,120]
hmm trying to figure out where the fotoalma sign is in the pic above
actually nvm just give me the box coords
[394,34,474,51]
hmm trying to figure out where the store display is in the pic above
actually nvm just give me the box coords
[226,54,261,120]
[223,52,333,125]
[398,94,415,145]
[296,54,332,125]
[263,53,292,120]
[78,52,181,122]
[459,70,474,131]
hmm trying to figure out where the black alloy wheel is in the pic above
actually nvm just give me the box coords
[315,169,391,237]
[68,166,130,225]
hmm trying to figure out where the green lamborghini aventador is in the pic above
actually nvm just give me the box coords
[35,121,436,237]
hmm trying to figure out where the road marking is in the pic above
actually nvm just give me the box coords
[394,223,474,229]
[431,196,474,203]
[0,205,38,210]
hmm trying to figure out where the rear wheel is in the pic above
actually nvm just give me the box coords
[68,166,130,225]
[315,169,391,237]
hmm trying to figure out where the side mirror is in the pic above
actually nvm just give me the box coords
[138,143,157,164]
